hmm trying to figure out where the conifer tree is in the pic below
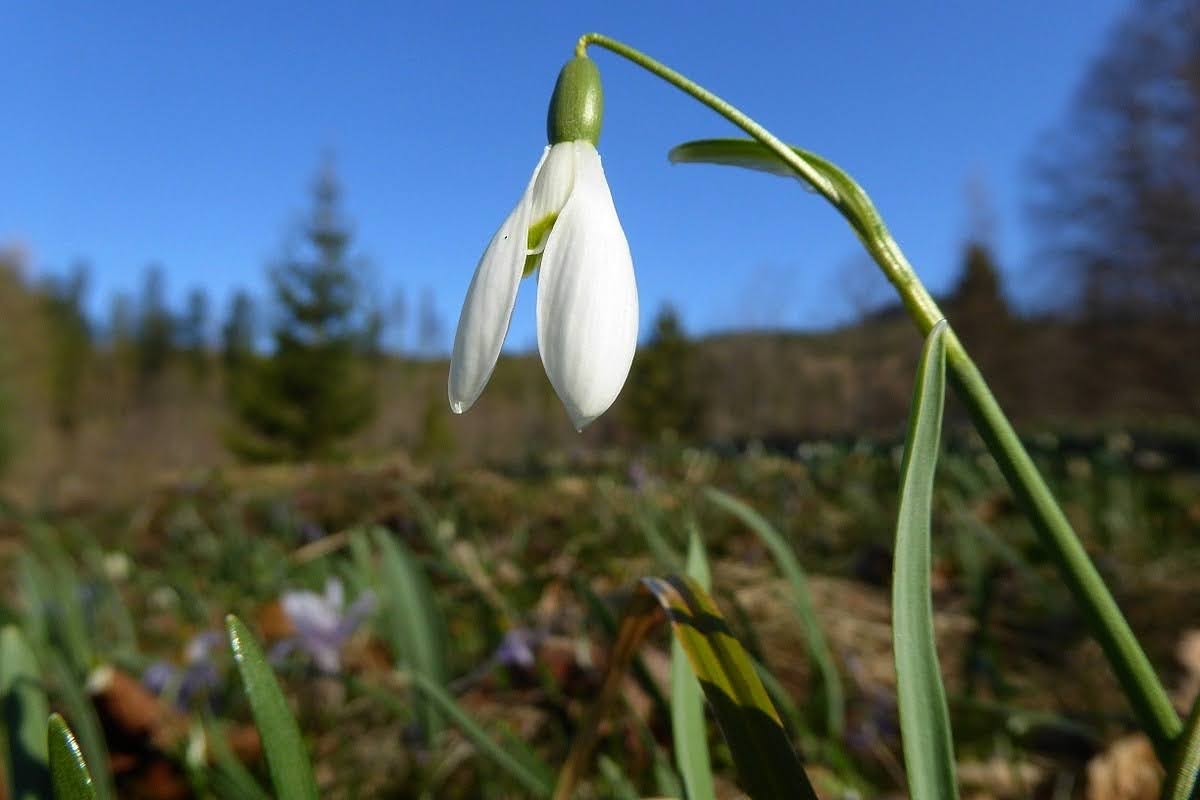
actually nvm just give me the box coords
[40,264,92,437]
[227,162,377,462]
[179,287,211,383]
[622,305,705,442]
[134,265,174,393]
[220,290,256,371]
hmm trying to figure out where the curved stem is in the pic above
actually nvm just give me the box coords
[578,32,1182,757]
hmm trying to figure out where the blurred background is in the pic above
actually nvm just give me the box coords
[0,1,1197,798]
[2,0,1196,497]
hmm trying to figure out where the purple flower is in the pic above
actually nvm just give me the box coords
[142,629,222,710]
[494,628,540,669]
[279,578,375,674]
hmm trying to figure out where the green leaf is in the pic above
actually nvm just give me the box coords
[408,672,556,797]
[47,713,96,800]
[199,721,272,800]
[597,755,643,800]
[672,529,716,800]
[705,487,845,737]
[1164,691,1200,800]
[23,525,93,674]
[371,527,448,738]
[1,625,51,800]
[46,654,114,800]
[555,576,817,800]
[352,674,554,797]
[668,138,882,243]
[892,320,958,800]
[635,505,685,572]
[225,614,319,800]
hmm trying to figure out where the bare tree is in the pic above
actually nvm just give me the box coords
[1029,0,1199,322]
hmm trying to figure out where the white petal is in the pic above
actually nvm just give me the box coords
[537,141,638,430]
[527,142,576,235]
[448,148,549,413]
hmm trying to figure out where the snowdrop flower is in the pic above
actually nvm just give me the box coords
[449,55,638,430]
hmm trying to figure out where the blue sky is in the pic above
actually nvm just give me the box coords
[3,2,1126,351]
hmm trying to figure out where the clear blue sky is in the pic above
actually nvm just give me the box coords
[3,2,1126,351]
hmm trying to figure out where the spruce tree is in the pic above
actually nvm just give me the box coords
[134,265,175,394]
[220,290,256,371]
[179,287,211,383]
[622,305,705,442]
[227,162,377,462]
[40,264,92,438]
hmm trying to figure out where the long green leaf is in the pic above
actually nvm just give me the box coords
[46,654,114,800]
[668,138,879,242]
[670,135,1181,756]
[555,576,817,800]
[1164,691,1200,800]
[672,529,716,800]
[200,721,272,800]
[371,527,448,738]
[225,614,319,800]
[705,487,844,736]
[409,672,556,797]
[1,626,51,800]
[892,320,958,800]
[47,713,96,800]
[352,674,553,797]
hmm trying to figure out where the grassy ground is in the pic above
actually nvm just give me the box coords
[2,428,1198,798]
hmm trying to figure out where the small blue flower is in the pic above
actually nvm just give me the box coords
[279,578,375,674]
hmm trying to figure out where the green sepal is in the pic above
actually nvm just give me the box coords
[546,56,603,145]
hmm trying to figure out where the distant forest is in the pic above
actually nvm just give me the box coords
[0,0,1196,503]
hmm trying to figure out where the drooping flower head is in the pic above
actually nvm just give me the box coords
[449,55,638,430]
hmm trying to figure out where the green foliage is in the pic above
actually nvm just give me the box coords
[0,626,51,800]
[556,576,816,800]
[0,361,14,477]
[1164,692,1200,800]
[226,614,320,800]
[40,265,92,437]
[220,290,256,371]
[178,286,211,383]
[892,322,959,800]
[671,530,716,800]
[405,673,556,797]
[47,713,97,800]
[134,265,175,392]
[706,487,844,737]
[369,527,448,739]
[414,393,456,462]
[227,164,377,461]
[623,304,705,441]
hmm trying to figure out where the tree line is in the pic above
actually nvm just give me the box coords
[1,0,1195,479]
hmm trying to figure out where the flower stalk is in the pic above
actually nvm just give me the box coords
[576,32,1182,757]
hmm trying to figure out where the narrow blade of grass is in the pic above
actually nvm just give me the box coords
[412,672,555,797]
[353,674,555,798]
[672,529,716,800]
[705,487,844,737]
[1,626,51,800]
[636,506,685,572]
[555,576,817,800]
[371,527,448,738]
[225,614,319,800]
[47,713,97,800]
[47,654,114,800]
[892,320,958,800]
[200,721,272,800]
[1164,691,1200,800]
